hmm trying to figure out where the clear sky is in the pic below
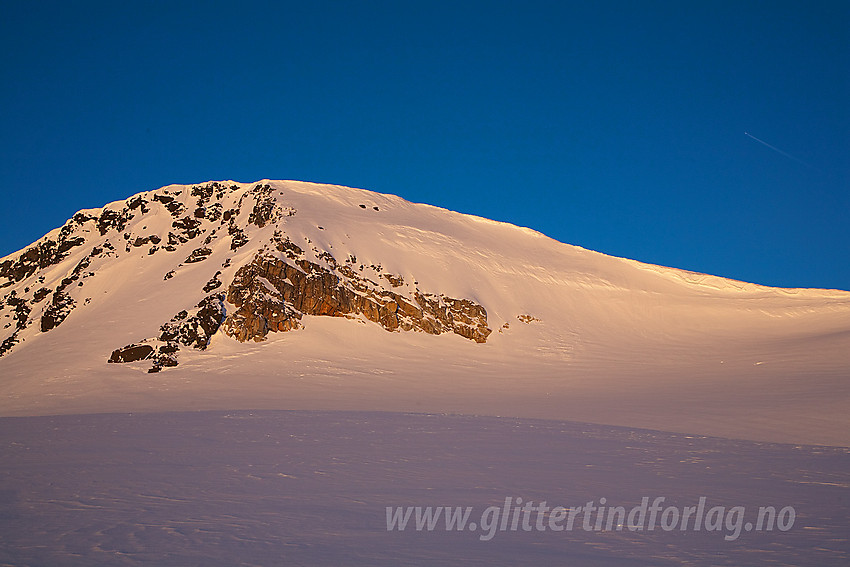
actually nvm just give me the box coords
[1,1,848,290]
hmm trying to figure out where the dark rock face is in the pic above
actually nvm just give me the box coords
[0,292,31,357]
[40,291,75,332]
[221,244,491,344]
[154,193,185,217]
[131,235,161,247]
[97,208,133,235]
[383,274,404,287]
[107,294,225,372]
[0,334,19,357]
[221,260,302,342]
[248,184,276,228]
[203,271,222,292]
[172,217,202,242]
[228,225,249,250]
[127,195,149,213]
[0,241,103,357]
[31,287,51,303]
[184,247,212,263]
[108,344,154,363]
[0,224,89,286]
[6,293,31,331]
[158,294,225,351]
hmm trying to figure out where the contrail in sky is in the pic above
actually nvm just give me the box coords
[744,132,812,168]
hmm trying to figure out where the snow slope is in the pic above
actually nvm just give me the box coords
[1,180,848,445]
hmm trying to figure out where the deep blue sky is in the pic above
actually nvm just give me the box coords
[2,1,848,290]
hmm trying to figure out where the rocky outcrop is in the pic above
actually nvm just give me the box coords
[246,183,295,228]
[203,271,222,292]
[184,247,212,263]
[0,221,90,286]
[158,294,225,351]
[220,259,303,342]
[5,292,31,331]
[221,244,491,344]
[171,217,202,243]
[0,292,31,357]
[248,184,277,228]
[108,344,154,363]
[0,181,245,360]
[40,291,75,332]
[1,180,493,366]
[0,242,105,357]
[96,208,133,236]
[108,293,225,372]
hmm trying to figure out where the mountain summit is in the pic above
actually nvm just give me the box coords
[1,180,848,445]
[1,181,495,367]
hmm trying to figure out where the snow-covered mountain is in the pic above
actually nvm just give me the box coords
[1,180,848,445]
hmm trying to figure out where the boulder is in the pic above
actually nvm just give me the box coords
[108,344,154,363]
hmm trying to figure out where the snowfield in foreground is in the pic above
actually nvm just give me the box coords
[0,411,847,566]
